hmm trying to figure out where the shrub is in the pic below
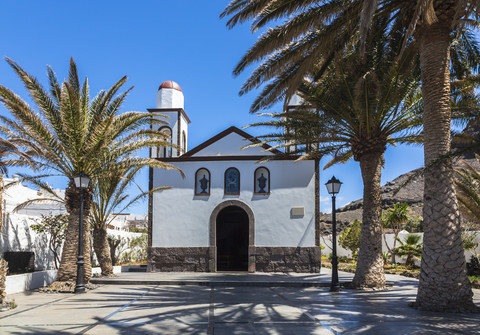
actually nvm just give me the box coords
[404,218,423,233]
[338,219,361,259]
[395,234,422,267]
[382,252,391,264]
[462,231,479,251]
[30,214,68,269]
[466,255,480,276]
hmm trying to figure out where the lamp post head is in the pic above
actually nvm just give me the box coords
[325,176,342,195]
[74,171,91,189]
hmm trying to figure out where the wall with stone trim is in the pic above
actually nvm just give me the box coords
[147,246,321,273]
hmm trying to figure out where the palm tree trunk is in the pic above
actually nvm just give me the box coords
[57,181,92,283]
[352,151,386,289]
[414,21,477,312]
[93,224,114,276]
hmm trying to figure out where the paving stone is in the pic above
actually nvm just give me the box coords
[0,272,478,334]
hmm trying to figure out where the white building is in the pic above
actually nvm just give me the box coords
[148,81,321,272]
[0,176,143,270]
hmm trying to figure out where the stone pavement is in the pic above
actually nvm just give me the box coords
[0,270,479,334]
[89,269,357,287]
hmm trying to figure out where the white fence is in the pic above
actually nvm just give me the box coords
[320,231,480,265]
[0,213,145,271]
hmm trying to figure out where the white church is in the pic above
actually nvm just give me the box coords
[147,81,321,272]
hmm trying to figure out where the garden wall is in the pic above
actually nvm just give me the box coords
[320,231,480,265]
[0,213,145,271]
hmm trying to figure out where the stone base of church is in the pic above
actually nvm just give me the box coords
[148,247,210,272]
[253,247,321,273]
[148,246,321,273]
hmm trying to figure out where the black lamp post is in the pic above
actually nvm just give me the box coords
[73,171,91,294]
[325,176,342,292]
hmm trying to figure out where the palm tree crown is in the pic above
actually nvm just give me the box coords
[0,58,178,283]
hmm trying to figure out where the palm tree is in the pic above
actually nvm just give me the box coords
[395,234,423,267]
[90,153,172,276]
[248,19,423,288]
[0,58,176,286]
[382,203,410,263]
[222,0,479,312]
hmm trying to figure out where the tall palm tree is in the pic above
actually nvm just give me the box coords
[90,152,173,276]
[248,19,423,288]
[222,0,480,312]
[0,58,176,286]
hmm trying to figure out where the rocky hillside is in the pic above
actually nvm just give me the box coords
[320,119,480,234]
[320,169,424,234]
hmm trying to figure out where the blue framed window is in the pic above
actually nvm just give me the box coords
[224,168,240,195]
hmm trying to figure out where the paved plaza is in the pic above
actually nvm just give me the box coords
[0,270,479,334]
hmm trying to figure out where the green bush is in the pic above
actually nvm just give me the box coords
[466,255,480,276]
[404,218,423,233]
[462,232,479,251]
[382,252,391,263]
[112,234,148,264]
[338,219,361,259]
[395,234,422,267]
[30,214,68,269]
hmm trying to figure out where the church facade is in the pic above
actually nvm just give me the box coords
[147,81,321,272]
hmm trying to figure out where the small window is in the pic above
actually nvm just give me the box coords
[182,131,187,155]
[157,127,172,158]
[224,168,240,195]
[254,167,270,194]
[195,168,210,195]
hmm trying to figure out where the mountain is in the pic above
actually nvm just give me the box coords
[320,119,480,234]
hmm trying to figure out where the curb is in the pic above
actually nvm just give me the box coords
[90,278,334,287]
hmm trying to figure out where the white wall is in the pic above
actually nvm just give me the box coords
[1,213,56,270]
[152,159,315,247]
[321,232,480,265]
[1,212,145,271]
[5,270,57,294]
[156,88,184,109]
[193,133,275,157]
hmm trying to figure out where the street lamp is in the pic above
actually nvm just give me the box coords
[73,171,91,294]
[325,176,342,292]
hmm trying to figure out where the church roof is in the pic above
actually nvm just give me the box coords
[177,126,282,159]
[181,126,282,158]
[158,81,182,92]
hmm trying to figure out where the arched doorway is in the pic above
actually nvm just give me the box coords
[216,206,249,271]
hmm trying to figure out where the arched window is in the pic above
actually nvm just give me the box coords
[224,168,240,195]
[254,167,270,194]
[195,168,210,195]
[157,126,172,158]
[182,131,187,155]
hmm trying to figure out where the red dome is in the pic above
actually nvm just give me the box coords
[158,81,182,92]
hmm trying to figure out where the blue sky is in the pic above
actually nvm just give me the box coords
[0,1,425,215]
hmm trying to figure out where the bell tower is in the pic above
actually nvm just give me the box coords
[148,81,190,157]
[284,93,305,154]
